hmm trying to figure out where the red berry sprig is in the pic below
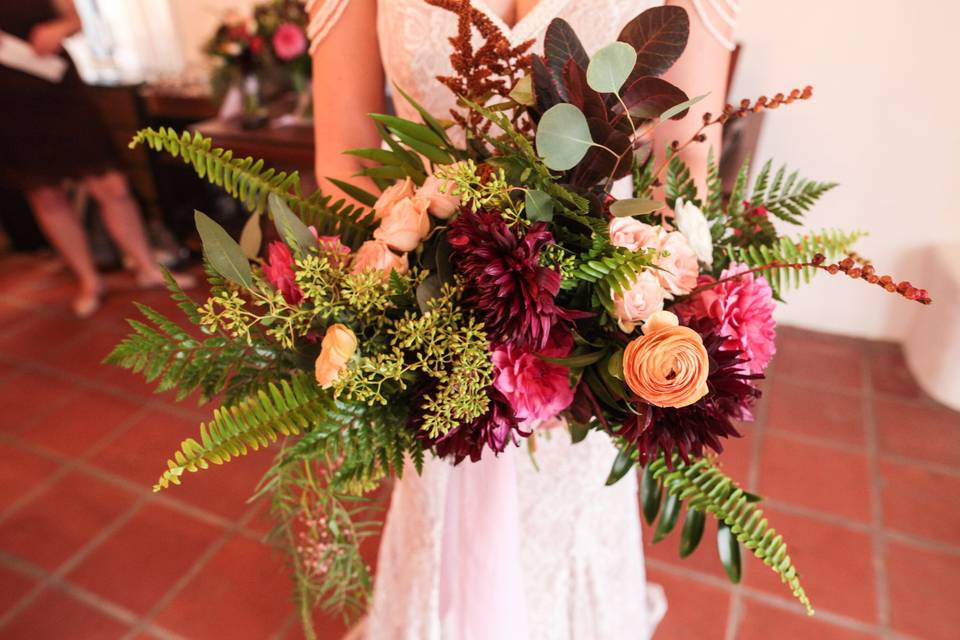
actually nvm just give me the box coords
[812,254,932,304]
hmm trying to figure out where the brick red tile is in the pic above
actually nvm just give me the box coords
[743,507,877,623]
[0,370,78,435]
[718,422,754,486]
[875,397,960,467]
[879,460,960,546]
[0,443,60,512]
[0,472,138,571]
[738,597,877,639]
[774,327,865,392]
[0,565,37,616]
[19,391,142,458]
[91,407,272,519]
[154,535,292,640]
[67,502,224,615]
[0,312,90,361]
[867,342,922,399]
[2,588,131,639]
[757,434,872,523]
[766,379,865,447]
[53,326,134,380]
[648,566,731,640]
[886,540,960,640]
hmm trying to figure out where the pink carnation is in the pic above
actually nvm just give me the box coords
[272,23,307,61]
[492,329,575,425]
[676,262,777,374]
[263,241,303,305]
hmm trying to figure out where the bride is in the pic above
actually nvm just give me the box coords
[306,1,735,637]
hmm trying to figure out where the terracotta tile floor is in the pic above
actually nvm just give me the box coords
[1,253,959,640]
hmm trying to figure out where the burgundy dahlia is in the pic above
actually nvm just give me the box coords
[619,326,762,465]
[447,211,565,349]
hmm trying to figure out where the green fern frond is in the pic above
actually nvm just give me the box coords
[130,127,375,248]
[726,156,750,220]
[728,228,865,296]
[664,152,698,209]
[153,375,327,491]
[647,455,814,614]
[703,147,725,223]
[749,160,838,225]
[570,245,659,295]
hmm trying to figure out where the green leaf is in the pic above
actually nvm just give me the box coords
[652,490,681,543]
[326,177,379,208]
[586,42,637,94]
[679,508,706,558]
[660,92,708,121]
[569,421,591,444]
[535,103,593,171]
[509,74,535,106]
[539,350,606,368]
[607,349,624,381]
[416,273,442,313]
[392,83,451,143]
[609,197,664,217]
[369,113,445,148]
[641,464,662,525]
[238,211,262,260]
[194,210,252,288]
[717,523,742,583]
[525,189,554,222]
[605,445,636,486]
[269,193,316,255]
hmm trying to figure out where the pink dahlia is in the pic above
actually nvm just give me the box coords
[272,23,307,61]
[676,262,776,374]
[263,241,303,305]
[492,328,576,425]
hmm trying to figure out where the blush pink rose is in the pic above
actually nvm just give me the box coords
[351,239,408,276]
[373,195,431,252]
[372,177,415,221]
[492,329,575,425]
[263,241,303,305]
[675,262,777,374]
[612,270,666,333]
[609,217,661,252]
[272,23,307,61]
[417,172,461,219]
[657,230,699,296]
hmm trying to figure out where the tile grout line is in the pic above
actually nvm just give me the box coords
[862,350,893,636]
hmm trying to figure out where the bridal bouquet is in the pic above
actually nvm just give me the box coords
[110,2,929,633]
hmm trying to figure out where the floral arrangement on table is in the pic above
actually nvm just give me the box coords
[111,3,930,636]
[206,0,311,117]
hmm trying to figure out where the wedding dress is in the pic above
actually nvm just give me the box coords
[306,2,738,638]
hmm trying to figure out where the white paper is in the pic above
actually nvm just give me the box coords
[0,31,68,83]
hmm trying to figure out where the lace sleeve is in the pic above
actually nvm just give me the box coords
[306,0,351,54]
[690,0,738,51]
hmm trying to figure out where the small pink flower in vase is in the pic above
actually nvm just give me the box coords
[492,328,576,426]
[263,241,303,305]
[272,23,307,61]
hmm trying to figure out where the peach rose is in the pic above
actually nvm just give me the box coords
[372,177,415,221]
[622,310,709,408]
[351,240,409,276]
[373,195,431,252]
[315,323,357,389]
[417,171,461,219]
[609,217,661,252]
[613,271,666,333]
[656,231,699,296]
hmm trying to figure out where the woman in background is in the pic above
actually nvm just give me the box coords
[0,0,192,317]
[308,1,736,637]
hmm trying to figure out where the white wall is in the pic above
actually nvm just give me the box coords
[167,0,260,73]
[731,1,960,341]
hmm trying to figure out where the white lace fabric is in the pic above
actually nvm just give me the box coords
[303,1,743,636]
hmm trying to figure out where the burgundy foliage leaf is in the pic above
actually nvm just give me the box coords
[614,75,689,125]
[569,118,632,187]
[532,55,564,114]
[563,59,610,122]
[617,6,690,77]
[544,18,590,81]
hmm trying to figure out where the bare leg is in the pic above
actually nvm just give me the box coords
[25,184,105,316]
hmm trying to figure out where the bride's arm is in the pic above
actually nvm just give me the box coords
[309,0,386,192]
[657,0,736,194]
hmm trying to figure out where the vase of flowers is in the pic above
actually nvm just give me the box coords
[256,0,312,123]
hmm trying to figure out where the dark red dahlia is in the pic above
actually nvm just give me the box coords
[411,385,527,464]
[618,326,762,465]
[447,211,565,350]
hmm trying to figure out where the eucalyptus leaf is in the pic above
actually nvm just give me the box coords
[525,189,554,222]
[660,92,709,121]
[194,210,253,288]
[238,210,262,260]
[586,42,637,94]
[679,508,706,558]
[609,197,665,217]
[652,490,681,543]
[605,445,636,486]
[535,103,593,171]
[269,193,316,255]
[717,523,742,583]
[641,464,662,525]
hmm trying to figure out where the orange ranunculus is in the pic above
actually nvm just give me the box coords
[622,310,709,408]
[315,323,358,389]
